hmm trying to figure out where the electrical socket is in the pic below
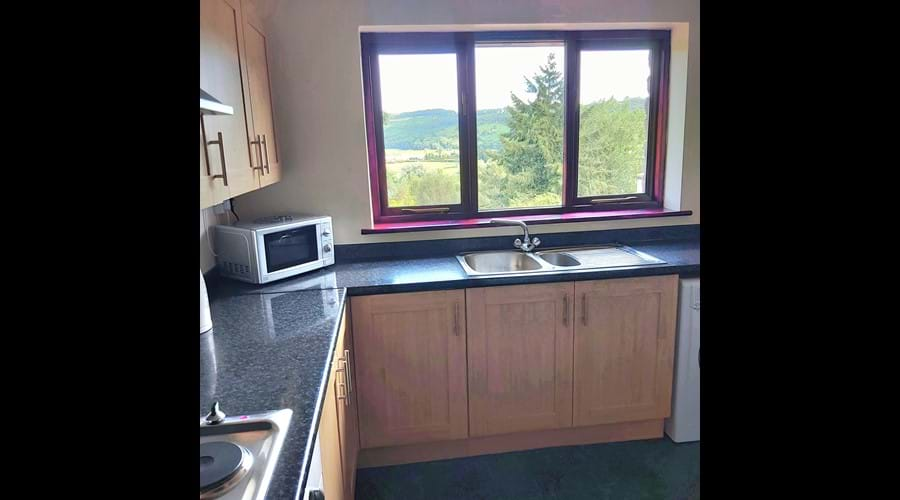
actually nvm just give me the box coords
[213,199,231,216]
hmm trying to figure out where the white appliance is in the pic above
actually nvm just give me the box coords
[665,277,700,443]
[201,268,213,334]
[215,214,334,284]
[303,434,325,500]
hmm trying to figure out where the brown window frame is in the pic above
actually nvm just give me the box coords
[361,30,671,224]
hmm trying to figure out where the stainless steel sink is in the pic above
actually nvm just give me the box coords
[459,251,544,275]
[457,244,665,276]
[538,252,581,267]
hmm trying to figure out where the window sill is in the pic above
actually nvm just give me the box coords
[362,208,693,235]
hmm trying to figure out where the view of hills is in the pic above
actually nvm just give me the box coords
[382,108,509,151]
[382,97,646,153]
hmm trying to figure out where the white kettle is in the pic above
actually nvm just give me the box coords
[200,268,213,334]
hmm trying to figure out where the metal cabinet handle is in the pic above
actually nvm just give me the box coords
[343,349,352,394]
[200,115,212,176]
[250,135,264,174]
[563,294,568,326]
[581,293,587,325]
[262,134,270,174]
[335,364,348,406]
[454,303,460,336]
[206,131,229,186]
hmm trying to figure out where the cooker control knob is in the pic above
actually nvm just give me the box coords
[204,401,226,425]
[322,230,331,237]
[323,244,332,253]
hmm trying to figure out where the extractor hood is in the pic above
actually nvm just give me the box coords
[200,88,234,116]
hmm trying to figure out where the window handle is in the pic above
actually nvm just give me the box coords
[590,196,637,203]
[401,207,450,214]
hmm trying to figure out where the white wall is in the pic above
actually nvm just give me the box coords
[234,0,699,245]
[200,206,228,273]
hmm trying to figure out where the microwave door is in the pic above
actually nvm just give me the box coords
[262,226,319,275]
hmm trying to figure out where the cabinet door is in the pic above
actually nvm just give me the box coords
[200,0,258,202]
[466,283,574,437]
[241,2,281,187]
[352,290,468,448]
[573,275,678,426]
[336,306,359,498]
[319,355,345,500]
[200,119,226,207]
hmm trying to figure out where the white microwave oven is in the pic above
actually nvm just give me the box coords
[214,215,334,284]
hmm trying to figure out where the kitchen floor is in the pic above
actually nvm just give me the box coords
[355,437,700,500]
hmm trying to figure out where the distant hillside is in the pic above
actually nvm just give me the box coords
[383,108,509,151]
[382,98,645,152]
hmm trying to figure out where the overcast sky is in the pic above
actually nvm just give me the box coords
[378,47,650,114]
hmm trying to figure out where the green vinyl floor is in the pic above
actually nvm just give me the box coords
[355,437,699,500]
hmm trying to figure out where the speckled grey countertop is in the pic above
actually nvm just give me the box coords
[200,288,346,500]
[208,239,700,297]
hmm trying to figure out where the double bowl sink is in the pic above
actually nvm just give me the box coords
[456,244,665,276]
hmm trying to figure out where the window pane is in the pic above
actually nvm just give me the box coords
[378,53,460,207]
[475,44,565,211]
[577,49,651,197]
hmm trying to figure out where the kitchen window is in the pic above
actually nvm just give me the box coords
[361,30,670,224]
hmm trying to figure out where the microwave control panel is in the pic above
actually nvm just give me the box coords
[321,222,335,265]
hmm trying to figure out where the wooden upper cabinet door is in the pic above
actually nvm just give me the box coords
[466,283,575,437]
[336,305,359,499]
[200,0,258,201]
[351,290,468,448]
[241,2,281,187]
[573,275,679,426]
[200,118,227,208]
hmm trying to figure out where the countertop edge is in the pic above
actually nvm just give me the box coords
[344,263,701,296]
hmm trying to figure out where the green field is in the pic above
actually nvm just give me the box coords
[385,149,459,174]
[384,149,460,206]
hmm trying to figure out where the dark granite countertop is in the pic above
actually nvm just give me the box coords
[208,239,699,298]
[200,288,346,500]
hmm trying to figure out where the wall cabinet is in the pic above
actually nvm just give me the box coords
[466,283,574,437]
[351,290,468,448]
[199,0,280,209]
[241,5,281,187]
[573,275,678,426]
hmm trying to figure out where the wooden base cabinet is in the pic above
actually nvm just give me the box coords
[351,290,468,448]
[318,339,344,500]
[351,275,679,467]
[319,305,360,500]
[336,307,359,499]
[466,283,574,437]
[573,275,679,426]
